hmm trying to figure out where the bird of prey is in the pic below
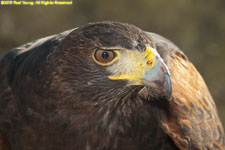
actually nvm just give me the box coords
[0,21,224,150]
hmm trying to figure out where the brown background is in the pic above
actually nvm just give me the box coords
[0,0,225,126]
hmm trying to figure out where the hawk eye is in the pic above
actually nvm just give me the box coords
[93,49,118,65]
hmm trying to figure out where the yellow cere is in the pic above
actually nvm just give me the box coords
[108,47,156,85]
[145,47,156,67]
[108,74,143,84]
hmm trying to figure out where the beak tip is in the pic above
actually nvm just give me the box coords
[164,77,172,100]
[143,76,172,100]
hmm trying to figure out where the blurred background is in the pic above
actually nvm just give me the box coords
[0,0,225,126]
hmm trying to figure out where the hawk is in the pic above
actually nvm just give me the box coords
[0,21,224,150]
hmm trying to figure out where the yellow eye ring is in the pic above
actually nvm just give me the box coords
[92,49,119,66]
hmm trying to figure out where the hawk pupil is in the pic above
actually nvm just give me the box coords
[102,52,109,59]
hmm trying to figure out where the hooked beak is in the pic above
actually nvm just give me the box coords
[143,56,172,99]
[108,46,172,99]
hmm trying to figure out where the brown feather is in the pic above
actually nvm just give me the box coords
[161,51,225,149]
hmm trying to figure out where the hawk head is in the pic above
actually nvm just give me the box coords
[48,21,171,116]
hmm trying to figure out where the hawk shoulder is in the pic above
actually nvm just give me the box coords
[146,31,225,149]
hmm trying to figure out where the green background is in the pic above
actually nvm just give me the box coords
[0,0,225,126]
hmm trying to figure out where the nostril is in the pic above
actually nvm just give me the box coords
[147,61,152,65]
